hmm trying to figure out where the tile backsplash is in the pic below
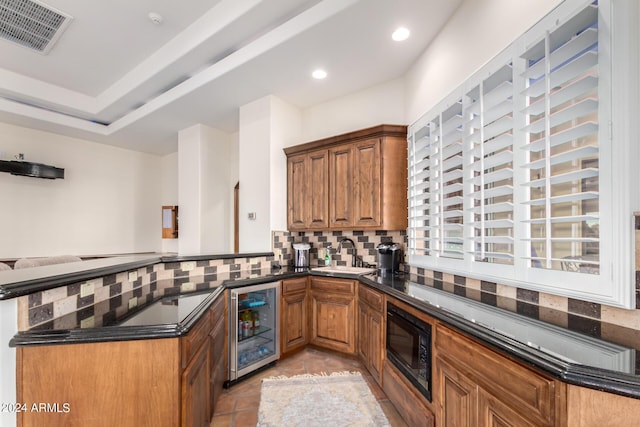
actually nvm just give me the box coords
[272,229,407,268]
[18,255,276,331]
[403,214,640,350]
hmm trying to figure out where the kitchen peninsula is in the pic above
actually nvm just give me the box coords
[4,253,640,426]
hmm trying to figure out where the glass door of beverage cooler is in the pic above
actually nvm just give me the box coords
[229,281,280,381]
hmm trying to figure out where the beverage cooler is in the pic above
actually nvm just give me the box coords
[228,281,280,382]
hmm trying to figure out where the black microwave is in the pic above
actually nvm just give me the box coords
[386,302,432,402]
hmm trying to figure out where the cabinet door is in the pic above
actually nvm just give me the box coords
[310,288,355,354]
[353,138,381,227]
[436,357,478,427]
[307,150,329,229]
[479,390,537,427]
[329,144,353,228]
[368,308,384,384]
[210,296,227,417]
[357,303,369,362]
[182,338,212,427]
[287,153,307,230]
[281,290,309,355]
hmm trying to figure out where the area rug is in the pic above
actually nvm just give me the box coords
[257,371,390,427]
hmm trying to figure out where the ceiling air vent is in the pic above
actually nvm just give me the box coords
[0,0,73,54]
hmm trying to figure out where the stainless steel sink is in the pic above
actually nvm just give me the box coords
[311,265,376,275]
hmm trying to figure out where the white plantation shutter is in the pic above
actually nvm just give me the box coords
[520,3,599,271]
[465,63,515,264]
[438,102,465,259]
[407,0,638,308]
[408,104,465,260]
[408,118,432,256]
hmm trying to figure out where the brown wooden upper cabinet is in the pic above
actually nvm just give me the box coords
[285,125,407,231]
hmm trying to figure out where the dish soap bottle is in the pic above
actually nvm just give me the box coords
[324,244,332,266]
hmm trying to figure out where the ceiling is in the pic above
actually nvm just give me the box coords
[0,0,463,155]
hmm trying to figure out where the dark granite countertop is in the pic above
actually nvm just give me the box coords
[8,266,640,400]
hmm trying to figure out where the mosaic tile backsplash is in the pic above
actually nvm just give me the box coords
[18,255,276,331]
[272,229,407,268]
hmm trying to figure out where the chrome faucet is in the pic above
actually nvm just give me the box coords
[337,238,358,267]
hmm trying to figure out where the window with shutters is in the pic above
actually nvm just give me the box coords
[408,0,638,308]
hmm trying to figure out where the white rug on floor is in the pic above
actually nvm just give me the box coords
[257,371,390,427]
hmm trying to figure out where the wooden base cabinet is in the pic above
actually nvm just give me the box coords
[434,324,558,427]
[357,284,384,385]
[383,360,435,427]
[16,292,228,427]
[309,277,356,354]
[182,336,212,427]
[280,277,309,357]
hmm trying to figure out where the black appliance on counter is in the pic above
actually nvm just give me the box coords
[376,242,402,276]
[386,302,432,402]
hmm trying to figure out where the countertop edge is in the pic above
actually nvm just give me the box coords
[358,275,640,400]
[0,252,274,300]
[9,269,640,400]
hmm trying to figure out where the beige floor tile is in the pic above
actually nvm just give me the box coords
[213,347,407,427]
[233,409,258,427]
[210,413,232,427]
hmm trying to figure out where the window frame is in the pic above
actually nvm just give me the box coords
[407,0,639,309]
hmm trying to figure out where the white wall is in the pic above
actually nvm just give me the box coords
[178,124,234,255]
[270,97,301,232]
[0,299,17,427]
[301,78,405,142]
[0,123,162,259]
[161,152,179,254]
[201,125,233,254]
[404,0,563,124]
[239,96,302,252]
[239,97,272,252]
[229,132,239,250]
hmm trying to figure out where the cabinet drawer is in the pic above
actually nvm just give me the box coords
[310,277,355,294]
[181,310,212,368]
[436,324,554,425]
[358,284,383,311]
[282,277,308,295]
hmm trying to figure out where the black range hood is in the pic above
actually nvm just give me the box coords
[0,160,64,179]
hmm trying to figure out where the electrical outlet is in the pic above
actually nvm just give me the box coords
[181,282,196,292]
[80,316,95,328]
[80,281,95,298]
[248,212,256,220]
[182,261,195,271]
[128,297,138,310]
[128,271,138,282]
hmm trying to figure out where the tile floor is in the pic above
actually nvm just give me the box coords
[211,347,408,427]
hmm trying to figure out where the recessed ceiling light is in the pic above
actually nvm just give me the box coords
[312,69,327,80]
[392,27,410,42]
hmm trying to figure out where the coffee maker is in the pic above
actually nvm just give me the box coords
[292,242,311,269]
[376,242,402,276]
